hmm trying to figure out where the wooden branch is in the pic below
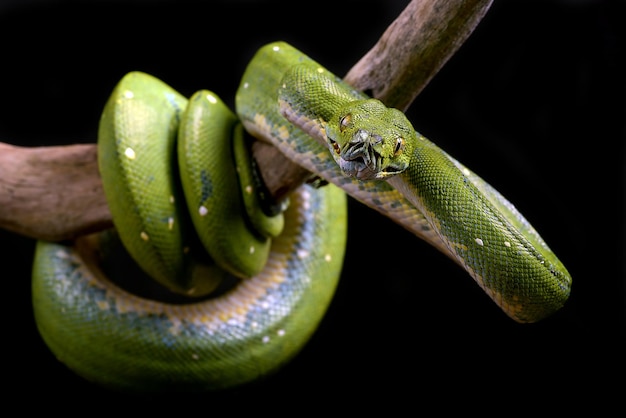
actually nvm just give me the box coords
[0,0,493,242]
[0,143,112,241]
[344,0,494,112]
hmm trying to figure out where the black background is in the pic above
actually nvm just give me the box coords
[0,0,624,410]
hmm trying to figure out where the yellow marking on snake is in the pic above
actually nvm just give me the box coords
[252,113,272,138]
[277,125,290,140]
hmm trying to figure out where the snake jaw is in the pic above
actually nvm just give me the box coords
[328,129,406,180]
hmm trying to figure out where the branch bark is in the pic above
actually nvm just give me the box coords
[344,0,494,111]
[0,142,112,241]
[0,0,493,241]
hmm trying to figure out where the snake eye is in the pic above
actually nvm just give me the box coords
[339,114,352,132]
[393,137,405,156]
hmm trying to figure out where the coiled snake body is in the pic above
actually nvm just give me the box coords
[31,41,571,392]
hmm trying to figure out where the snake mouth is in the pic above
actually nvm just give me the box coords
[338,144,379,180]
[328,135,403,180]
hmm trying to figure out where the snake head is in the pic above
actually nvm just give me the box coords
[325,99,415,180]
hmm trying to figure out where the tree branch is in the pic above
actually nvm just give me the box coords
[0,0,493,241]
[344,0,494,111]
[0,142,112,241]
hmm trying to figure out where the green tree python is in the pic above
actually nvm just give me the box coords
[31,41,572,392]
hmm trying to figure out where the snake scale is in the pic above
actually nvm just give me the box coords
[30,41,571,392]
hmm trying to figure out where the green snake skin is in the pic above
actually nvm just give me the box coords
[30,40,570,392]
[31,71,347,392]
[237,42,571,323]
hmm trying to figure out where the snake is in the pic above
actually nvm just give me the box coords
[30,41,571,392]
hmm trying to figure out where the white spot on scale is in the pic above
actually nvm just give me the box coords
[243,82,249,89]
[123,90,134,99]
[55,250,69,259]
[325,254,332,262]
[245,185,253,194]
[262,335,270,343]
[297,249,309,259]
[199,206,208,216]
[504,241,511,247]
[206,93,217,104]
[300,188,311,210]
[462,167,470,176]
[249,246,255,254]
[124,147,136,159]
[191,353,199,360]
[168,217,174,230]
[169,195,175,204]
[140,231,149,241]
[272,45,280,52]
[475,238,484,246]
[277,329,285,337]
[316,67,324,74]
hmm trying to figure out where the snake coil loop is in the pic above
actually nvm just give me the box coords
[32,70,347,392]
[31,41,570,392]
